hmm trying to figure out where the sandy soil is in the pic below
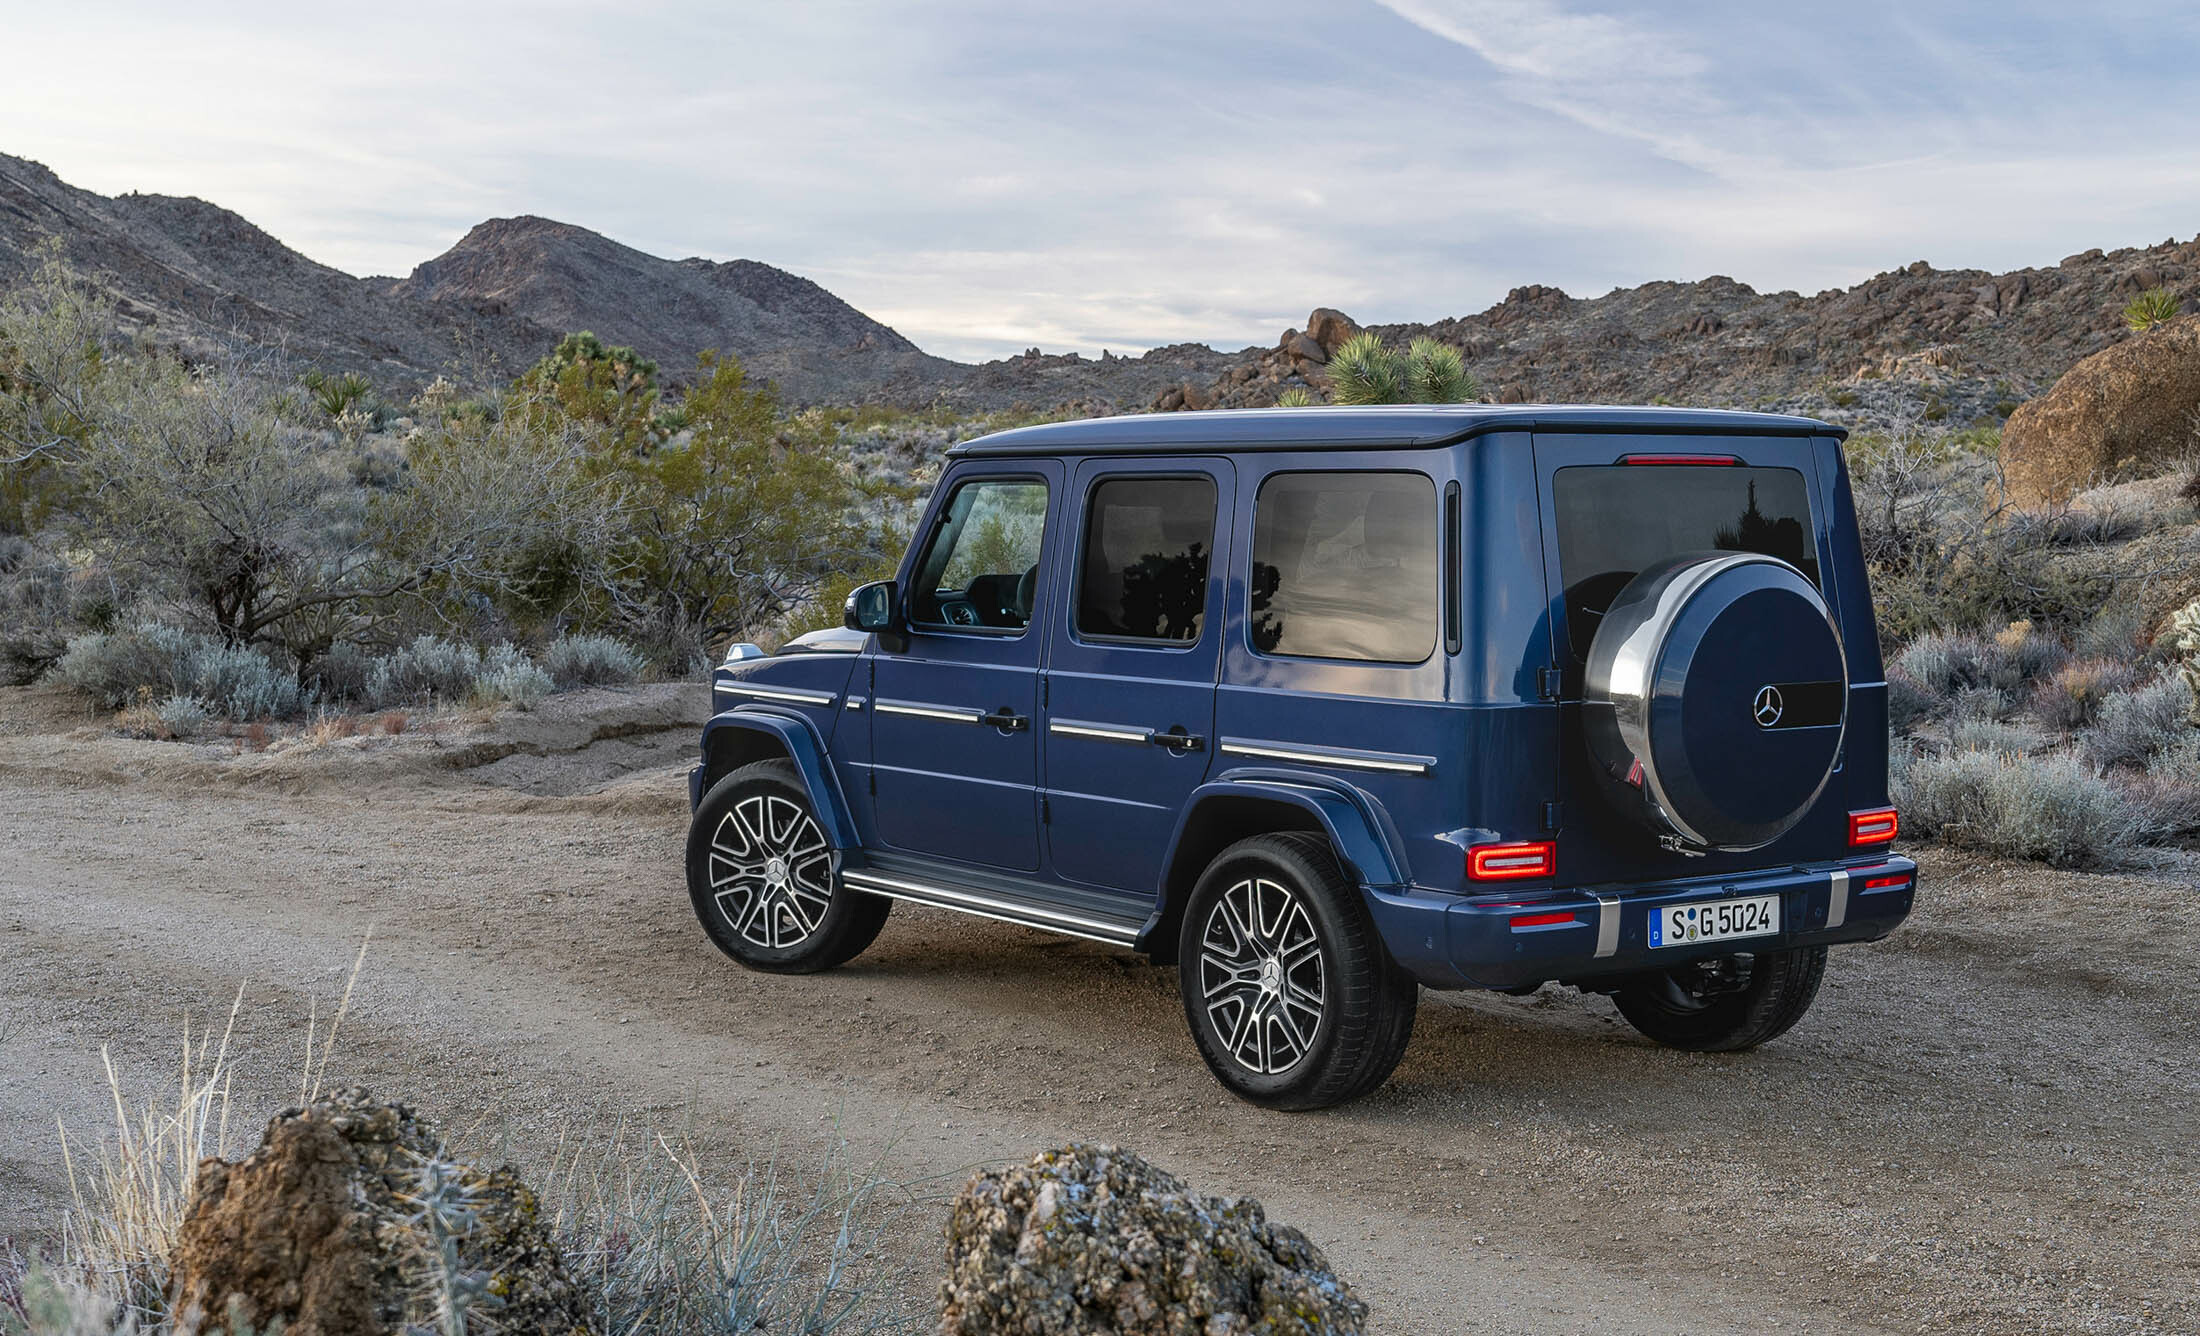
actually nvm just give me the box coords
[1,683,2194,1334]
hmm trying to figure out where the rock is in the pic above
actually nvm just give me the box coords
[1280,329,1327,364]
[1182,381,1217,411]
[1305,308,1362,356]
[169,1089,590,1336]
[2001,316,2200,504]
[938,1145,1366,1336]
[1152,386,1186,413]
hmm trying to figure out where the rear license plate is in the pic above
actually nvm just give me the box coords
[1648,894,1780,948]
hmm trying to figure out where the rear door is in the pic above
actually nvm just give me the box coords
[870,462,1062,872]
[1530,432,1842,882]
[1041,457,1232,900]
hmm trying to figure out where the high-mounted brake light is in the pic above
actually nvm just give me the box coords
[1618,453,1743,466]
[1849,807,1900,846]
[1468,841,1556,881]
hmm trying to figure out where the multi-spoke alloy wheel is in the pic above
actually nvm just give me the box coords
[1178,833,1418,1110]
[707,793,833,949]
[1198,876,1327,1075]
[686,760,891,974]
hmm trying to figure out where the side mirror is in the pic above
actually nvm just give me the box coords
[845,580,907,652]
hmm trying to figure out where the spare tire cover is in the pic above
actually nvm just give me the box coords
[1582,552,1846,852]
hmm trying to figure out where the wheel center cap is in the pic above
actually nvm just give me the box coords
[765,857,788,885]
[1258,958,1282,993]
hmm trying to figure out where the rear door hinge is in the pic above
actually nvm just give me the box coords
[867,770,877,796]
[1537,667,1564,701]
[1543,800,1565,833]
[1040,796,1051,825]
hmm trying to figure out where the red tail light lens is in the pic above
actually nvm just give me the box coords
[1508,910,1577,929]
[1618,453,1742,466]
[1468,841,1556,881]
[1862,873,1912,891]
[1849,807,1899,846]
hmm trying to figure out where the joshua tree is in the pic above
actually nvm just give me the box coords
[2124,287,2182,332]
[1326,333,1481,405]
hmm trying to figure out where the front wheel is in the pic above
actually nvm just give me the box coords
[1611,945,1826,1051]
[1177,833,1417,1110]
[686,760,890,974]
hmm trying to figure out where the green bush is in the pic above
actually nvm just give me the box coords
[2080,671,2197,770]
[467,648,554,710]
[1326,333,1480,406]
[56,625,307,718]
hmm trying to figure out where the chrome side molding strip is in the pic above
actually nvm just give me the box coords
[1048,719,1154,745]
[1826,868,1850,930]
[1217,737,1436,775]
[841,869,1141,946]
[875,699,984,724]
[723,683,837,706]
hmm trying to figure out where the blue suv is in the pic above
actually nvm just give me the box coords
[686,406,1915,1109]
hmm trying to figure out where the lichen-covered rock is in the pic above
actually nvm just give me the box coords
[938,1144,1366,1335]
[2002,316,2200,504]
[168,1088,590,1336]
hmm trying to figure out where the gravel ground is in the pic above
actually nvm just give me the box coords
[0,684,2193,1334]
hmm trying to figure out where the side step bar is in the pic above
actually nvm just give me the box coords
[841,867,1144,947]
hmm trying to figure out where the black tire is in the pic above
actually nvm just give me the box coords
[686,760,889,974]
[1177,833,1417,1110]
[1611,945,1826,1051]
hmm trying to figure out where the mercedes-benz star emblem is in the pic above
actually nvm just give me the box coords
[1753,685,1786,728]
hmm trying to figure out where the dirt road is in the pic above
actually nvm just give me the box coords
[2,684,2195,1334]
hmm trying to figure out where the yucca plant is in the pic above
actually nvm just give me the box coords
[2124,287,2182,332]
[1274,387,1318,407]
[1327,332,1481,405]
[300,368,373,419]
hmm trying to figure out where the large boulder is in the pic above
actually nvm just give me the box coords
[1305,308,1362,357]
[169,1089,589,1336]
[2002,317,2200,505]
[938,1144,1366,1335]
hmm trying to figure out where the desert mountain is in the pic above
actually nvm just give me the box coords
[3,149,2196,426]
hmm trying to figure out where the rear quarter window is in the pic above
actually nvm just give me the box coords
[1553,465,1818,662]
[1250,471,1438,663]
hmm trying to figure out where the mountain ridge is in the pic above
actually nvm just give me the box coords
[3,150,2194,424]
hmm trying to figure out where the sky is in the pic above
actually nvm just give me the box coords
[5,1,2198,363]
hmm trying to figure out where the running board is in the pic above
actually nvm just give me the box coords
[841,864,1145,947]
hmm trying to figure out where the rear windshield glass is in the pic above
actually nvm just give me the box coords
[1552,465,1817,662]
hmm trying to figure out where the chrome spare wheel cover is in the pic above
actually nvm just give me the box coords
[707,794,833,949]
[1198,876,1326,1075]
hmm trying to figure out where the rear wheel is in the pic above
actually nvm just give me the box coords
[1611,945,1826,1051]
[686,760,889,974]
[1178,833,1417,1110]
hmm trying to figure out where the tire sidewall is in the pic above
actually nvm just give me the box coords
[1177,841,1354,1104]
[686,765,852,971]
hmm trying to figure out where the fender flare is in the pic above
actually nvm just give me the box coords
[695,707,859,850]
[1140,770,1412,956]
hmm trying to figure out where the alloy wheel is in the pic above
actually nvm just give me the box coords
[706,794,833,950]
[1197,876,1327,1074]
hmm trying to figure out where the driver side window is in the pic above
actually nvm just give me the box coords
[910,478,1050,631]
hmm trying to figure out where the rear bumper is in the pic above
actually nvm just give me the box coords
[1366,855,1918,991]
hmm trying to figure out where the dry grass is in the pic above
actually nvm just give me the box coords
[377,710,408,736]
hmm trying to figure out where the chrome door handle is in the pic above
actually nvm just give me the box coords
[1151,729,1205,752]
[980,707,1029,732]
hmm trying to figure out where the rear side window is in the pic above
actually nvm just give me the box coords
[1250,472,1438,663]
[1552,465,1818,661]
[1076,476,1216,643]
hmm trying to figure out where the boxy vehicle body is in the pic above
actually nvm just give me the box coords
[685,405,1916,1108]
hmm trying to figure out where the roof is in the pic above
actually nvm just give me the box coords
[948,404,1841,457]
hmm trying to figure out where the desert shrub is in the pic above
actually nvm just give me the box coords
[186,641,308,719]
[543,633,645,688]
[307,640,376,705]
[1275,386,1318,407]
[1948,685,2010,723]
[56,625,208,708]
[2124,286,2182,332]
[467,643,553,710]
[155,695,210,738]
[2076,600,2145,660]
[1884,668,1938,737]
[1945,716,2049,754]
[1890,627,2065,703]
[1326,332,1481,406]
[1895,746,2144,868]
[2034,658,2143,730]
[2081,671,2197,770]
[364,634,481,706]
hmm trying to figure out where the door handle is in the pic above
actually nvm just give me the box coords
[980,707,1029,732]
[1151,728,1205,752]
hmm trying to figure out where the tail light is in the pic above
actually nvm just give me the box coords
[1468,841,1556,881]
[1508,910,1578,928]
[1849,807,1899,846]
[1862,872,1912,891]
[1618,452,1742,466]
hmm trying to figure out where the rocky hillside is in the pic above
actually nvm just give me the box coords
[4,150,2195,425]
